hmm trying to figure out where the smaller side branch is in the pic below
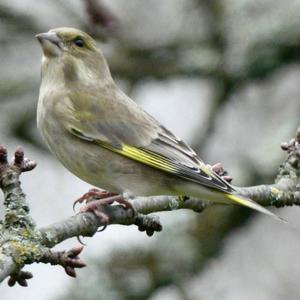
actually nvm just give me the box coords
[38,245,85,278]
[39,196,207,247]
[238,128,300,206]
[239,183,300,207]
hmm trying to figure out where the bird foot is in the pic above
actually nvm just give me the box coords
[75,189,134,226]
[73,188,117,211]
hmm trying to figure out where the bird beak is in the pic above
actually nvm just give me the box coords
[35,32,63,57]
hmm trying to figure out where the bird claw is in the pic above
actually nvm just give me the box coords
[74,190,134,240]
[73,188,117,212]
[79,194,133,215]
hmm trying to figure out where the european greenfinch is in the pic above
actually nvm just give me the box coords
[36,27,280,221]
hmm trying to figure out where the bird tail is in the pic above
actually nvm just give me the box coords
[225,193,286,223]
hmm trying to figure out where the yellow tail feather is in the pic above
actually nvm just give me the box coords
[225,194,286,223]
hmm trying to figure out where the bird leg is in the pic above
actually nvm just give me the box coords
[74,188,116,206]
[74,189,134,226]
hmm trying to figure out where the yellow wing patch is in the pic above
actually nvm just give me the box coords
[102,143,178,173]
[68,126,232,192]
[96,141,232,192]
[225,194,286,222]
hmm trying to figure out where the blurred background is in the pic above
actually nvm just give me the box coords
[0,0,300,299]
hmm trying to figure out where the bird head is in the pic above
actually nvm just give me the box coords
[36,27,98,58]
[36,27,111,83]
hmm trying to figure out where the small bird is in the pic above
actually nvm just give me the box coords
[36,27,280,221]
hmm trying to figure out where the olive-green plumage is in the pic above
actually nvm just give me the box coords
[36,27,281,221]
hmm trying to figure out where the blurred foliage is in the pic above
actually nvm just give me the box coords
[245,40,300,79]
[0,0,299,299]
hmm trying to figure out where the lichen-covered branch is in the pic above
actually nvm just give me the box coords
[0,127,300,286]
[238,132,300,206]
[38,196,206,248]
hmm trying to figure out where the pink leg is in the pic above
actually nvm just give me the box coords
[73,188,117,211]
[75,190,134,225]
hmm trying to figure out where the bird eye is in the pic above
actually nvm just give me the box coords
[73,38,84,47]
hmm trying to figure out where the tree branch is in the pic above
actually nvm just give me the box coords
[0,127,300,286]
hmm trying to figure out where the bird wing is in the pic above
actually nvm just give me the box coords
[65,86,234,194]
[65,88,287,222]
